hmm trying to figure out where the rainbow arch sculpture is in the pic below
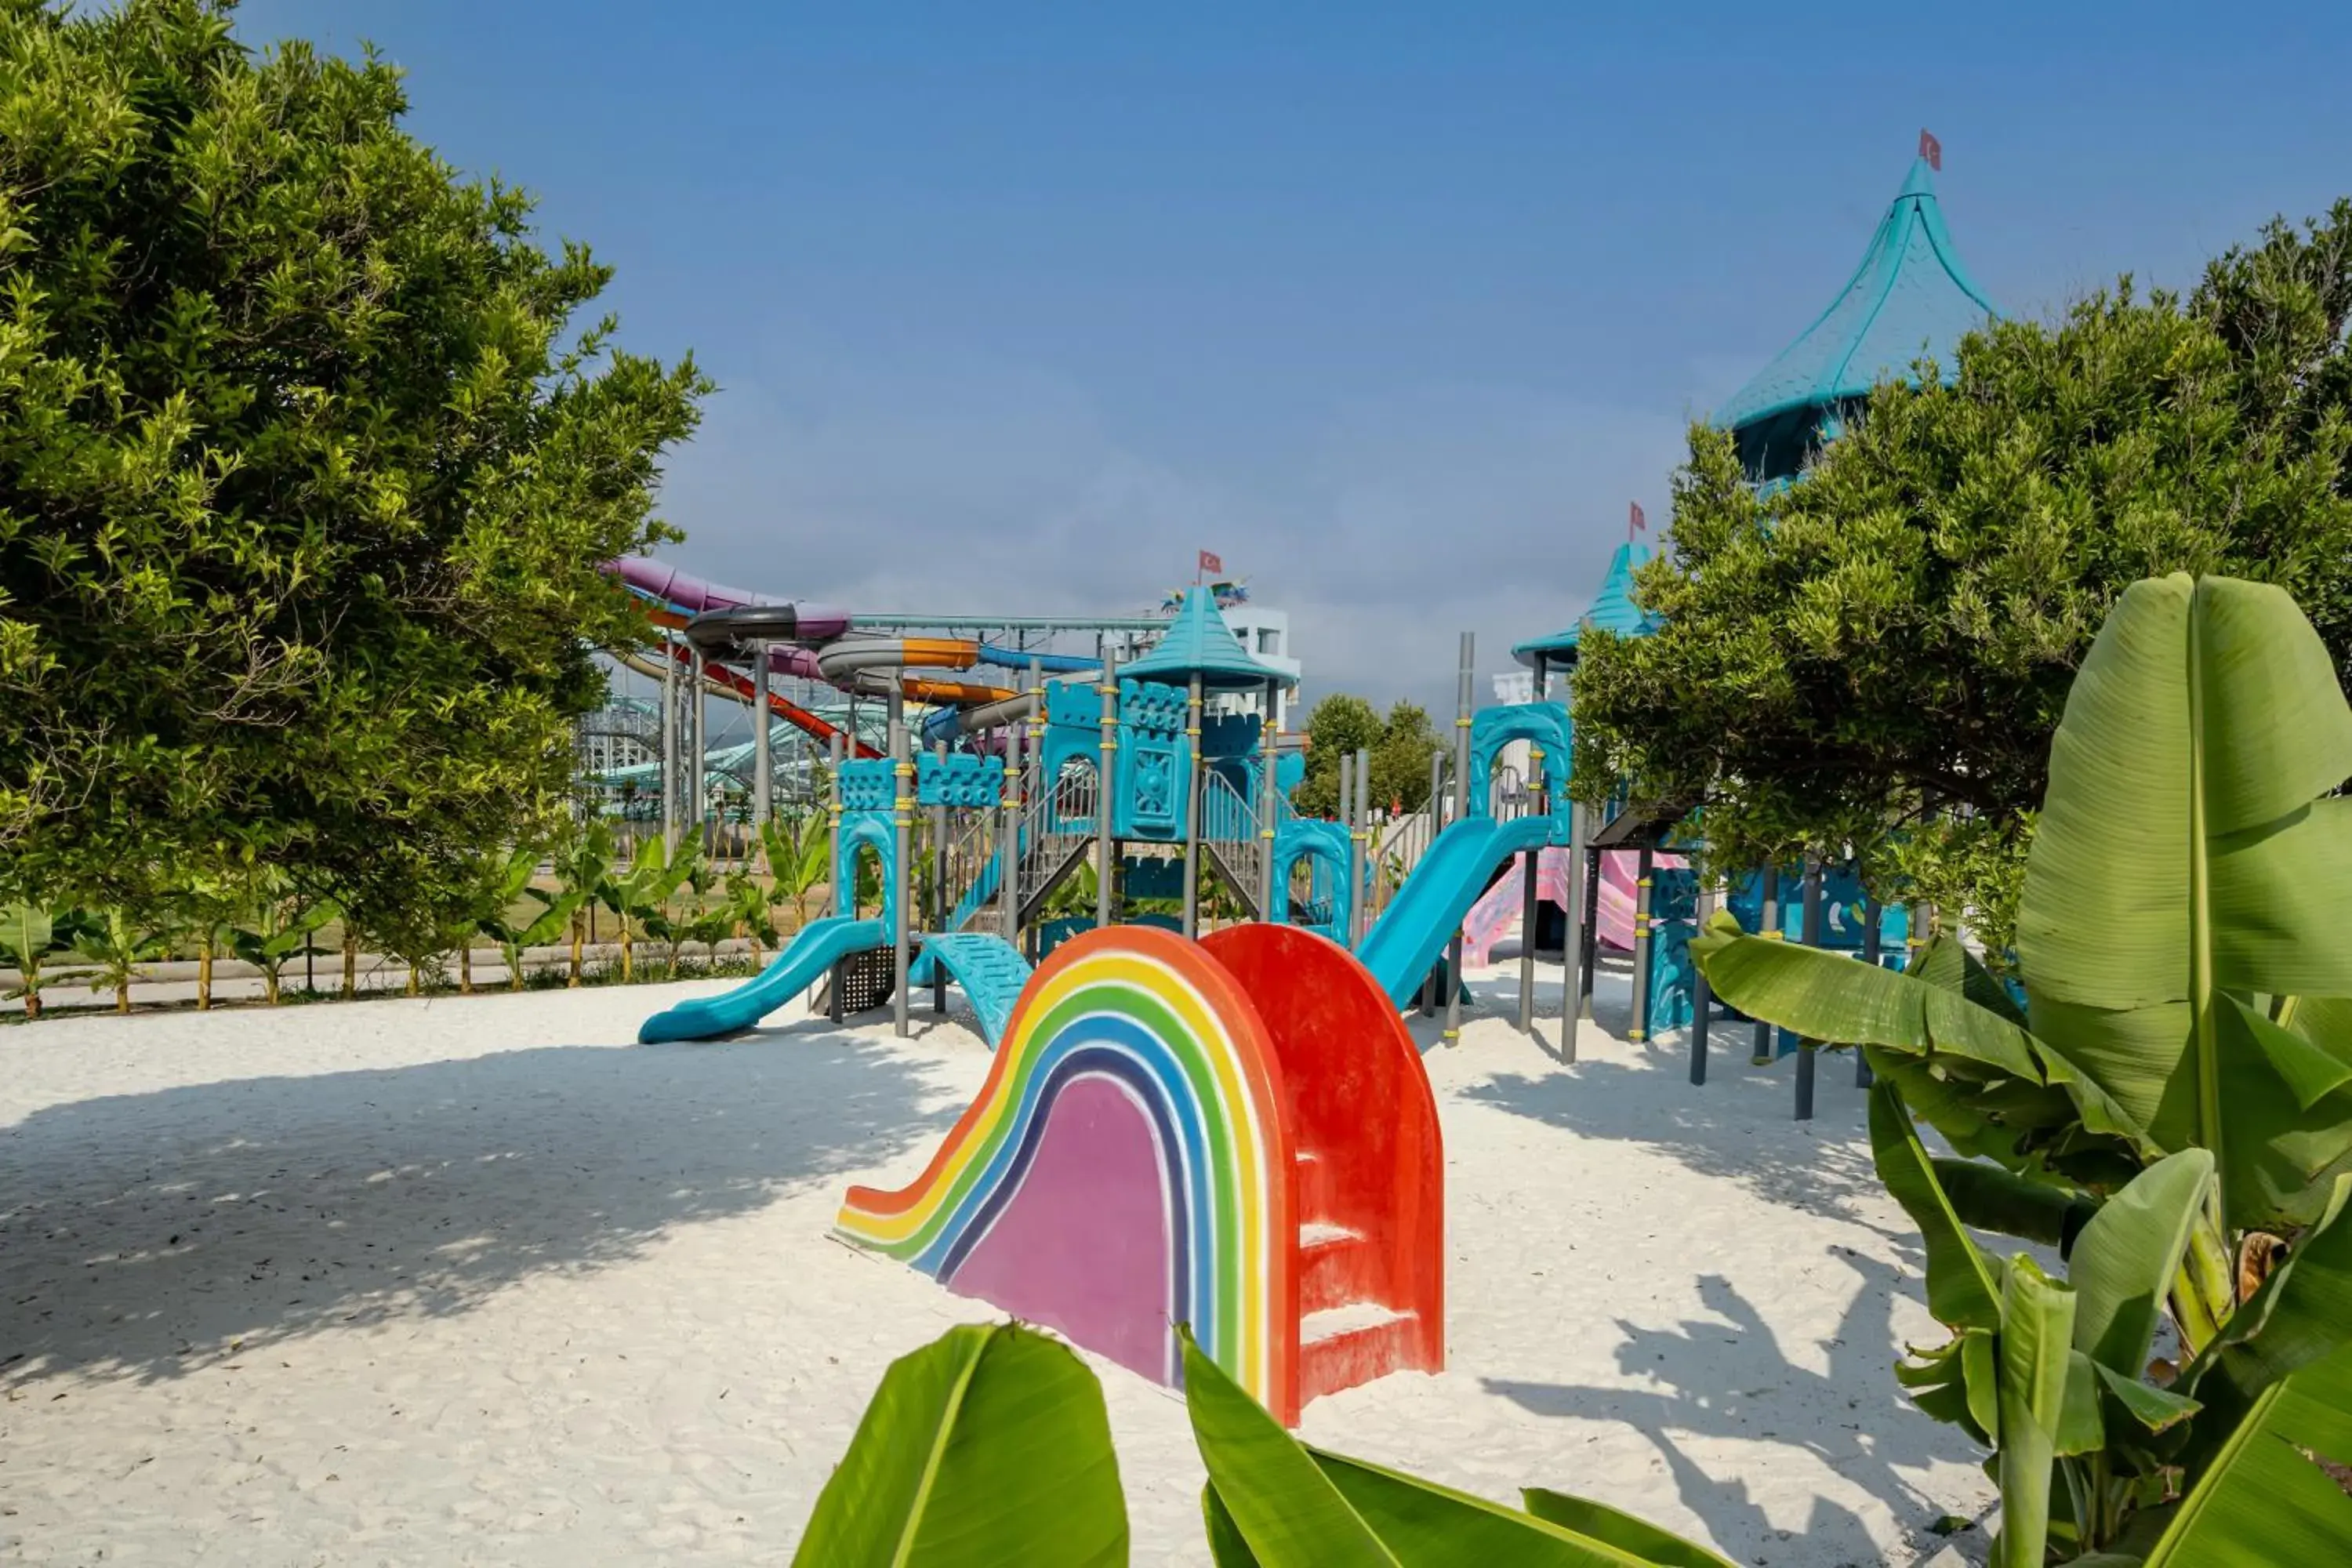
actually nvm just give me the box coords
[837,923,1443,1425]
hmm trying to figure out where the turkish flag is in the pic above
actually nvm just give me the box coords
[1199,549,1222,575]
[1919,129,1942,172]
[1629,501,1647,538]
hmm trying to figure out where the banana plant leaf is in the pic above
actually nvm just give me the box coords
[1867,1083,2002,1330]
[2140,1345,2352,1563]
[791,1322,1127,1567]
[1181,1329,1736,1566]
[1992,1257,2077,1568]
[0,903,56,964]
[2016,575,2352,1232]
[2180,1175,2352,1441]
[2067,1150,2215,1377]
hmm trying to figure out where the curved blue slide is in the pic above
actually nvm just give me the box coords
[907,932,1033,1047]
[1356,814,1566,1009]
[637,914,886,1044]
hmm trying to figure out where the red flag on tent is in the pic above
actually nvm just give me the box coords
[1628,501,1647,540]
[1919,128,1942,172]
[1198,549,1222,576]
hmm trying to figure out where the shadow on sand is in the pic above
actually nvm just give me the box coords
[1,1025,951,1387]
[1492,1262,1984,1568]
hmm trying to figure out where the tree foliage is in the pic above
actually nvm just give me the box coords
[1292,695,1443,818]
[0,0,707,935]
[1570,201,2352,931]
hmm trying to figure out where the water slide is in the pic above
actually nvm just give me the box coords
[1457,848,1686,965]
[637,914,887,1044]
[1354,814,1567,1009]
[621,640,881,759]
[906,932,1033,1046]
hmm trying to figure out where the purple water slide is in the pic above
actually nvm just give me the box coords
[604,557,851,639]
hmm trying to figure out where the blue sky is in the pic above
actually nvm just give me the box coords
[238,1,2352,709]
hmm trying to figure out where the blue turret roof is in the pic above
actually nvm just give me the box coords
[1515,540,1661,667]
[1123,587,1296,691]
[1714,156,1998,441]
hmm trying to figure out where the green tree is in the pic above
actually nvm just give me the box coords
[1290,694,1381,817]
[1570,201,2352,942]
[0,2,708,946]
[1368,700,1442,815]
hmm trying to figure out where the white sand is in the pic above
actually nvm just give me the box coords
[1,959,1994,1566]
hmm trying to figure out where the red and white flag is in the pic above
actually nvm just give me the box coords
[1919,128,1942,172]
[1628,501,1647,539]
[1198,549,1223,576]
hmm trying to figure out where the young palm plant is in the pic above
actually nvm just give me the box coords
[1,905,88,1020]
[474,848,587,992]
[75,906,176,1014]
[1693,575,2352,1561]
[219,872,336,1005]
[760,810,832,931]
[551,820,615,985]
[597,836,696,982]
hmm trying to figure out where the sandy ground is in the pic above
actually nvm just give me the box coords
[1,955,1995,1566]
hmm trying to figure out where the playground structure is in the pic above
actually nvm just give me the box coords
[625,143,2002,1421]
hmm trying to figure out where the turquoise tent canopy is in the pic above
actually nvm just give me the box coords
[1715,154,1999,482]
[1514,540,1661,668]
[1123,586,1296,691]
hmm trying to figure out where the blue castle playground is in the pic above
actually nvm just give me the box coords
[636,142,1983,1117]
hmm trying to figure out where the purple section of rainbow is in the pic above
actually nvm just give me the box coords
[946,1073,1175,1385]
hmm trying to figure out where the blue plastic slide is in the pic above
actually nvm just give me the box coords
[637,914,886,1044]
[1356,815,1566,1009]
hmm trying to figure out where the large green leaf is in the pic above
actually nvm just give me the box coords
[0,903,54,964]
[1179,1330,1727,1566]
[1993,1257,2078,1568]
[1519,1491,1736,1568]
[1867,1083,2002,1330]
[2017,575,2352,1229]
[2140,1347,2352,1564]
[2184,1176,2352,1424]
[1693,921,2148,1163]
[2067,1149,2216,1376]
[792,1322,1127,1567]
[1931,1157,2101,1252]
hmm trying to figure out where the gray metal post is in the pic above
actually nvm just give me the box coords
[1338,749,1356,931]
[690,651,707,858]
[1096,650,1119,930]
[1441,633,1473,1044]
[1519,652,1547,1033]
[1181,672,1203,939]
[1751,866,1781,1064]
[931,739,948,1015]
[1260,678,1280,924]
[1690,876,1715,1083]
[1350,746,1370,947]
[890,688,911,1037]
[661,630,678,851]
[1628,845,1656,1042]
[1858,887,1881,1087]
[1420,747,1445,1014]
[1564,801,1589,1048]
[1000,717,1023,942]
[1796,855,1824,1119]
[752,641,772,839]
[826,731,845,1021]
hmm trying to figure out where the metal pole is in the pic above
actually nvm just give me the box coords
[1796,855,1824,1120]
[931,739,948,1015]
[1628,845,1656,1042]
[1350,746,1370,948]
[1096,650,1119,930]
[1442,633,1473,1045]
[661,630,678,851]
[1565,802,1590,1047]
[1690,875,1715,1084]
[690,652,707,858]
[1338,749,1356,933]
[890,688,911,1037]
[1858,886,1881,1087]
[752,642,772,841]
[1751,866,1780,1065]
[1259,678,1279,924]
[1181,672,1203,940]
[1518,653,1545,1033]
[1421,747,1444,1014]
[826,730,845,1022]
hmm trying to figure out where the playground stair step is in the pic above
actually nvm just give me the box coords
[1293,1149,1333,1213]
[1298,1221,1374,1313]
[1298,1302,1421,1406]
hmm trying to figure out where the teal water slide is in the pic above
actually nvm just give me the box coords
[637,914,886,1044]
[1356,813,1568,1009]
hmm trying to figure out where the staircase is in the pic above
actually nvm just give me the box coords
[1290,1148,1430,1406]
